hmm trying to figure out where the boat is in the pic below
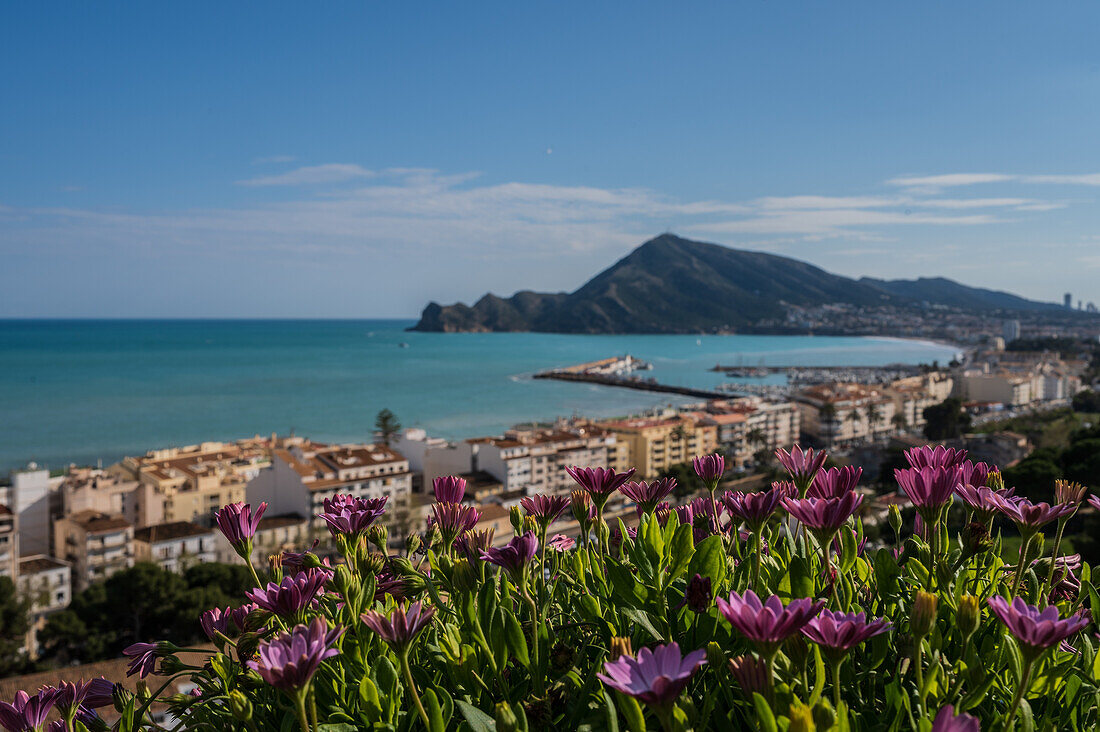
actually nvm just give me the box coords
[398,342,410,348]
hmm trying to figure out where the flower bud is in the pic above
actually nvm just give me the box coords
[789,702,817,732]
[495,701,521,732]
[367,524,388,550]
[609,636,633,661]
[911,590,938,637]
[571,490,592,524]
[1054,479,1086,507]
[705,641,725,669]
[236,631,263,663]
[334,564,358,595]
[424,524,442,549]
[957,594,980,640]
[728,655,769,697]
[986,469,1004,491]
[243,608,271,633]
[685,573,713,613]
[450,557,478,593]
[158,654,186,675]
[522,515,539,534]
[135,680,152,704]
[962,522,993,556]
[390,556,417,576]
[405,532,422,555]
[112,683,133,714]
[362,552,386,575]
[812,699,835,730]
[888,504,902,536]
[509,505,524,534]
[228,689,252,722]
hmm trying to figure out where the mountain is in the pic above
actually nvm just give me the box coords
[409,234,1065,333]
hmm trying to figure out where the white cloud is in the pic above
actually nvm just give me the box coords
[237,163,376,187]
[251,155,297,165]
[887,173,1015,188]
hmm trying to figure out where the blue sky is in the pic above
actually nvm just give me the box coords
[2,2,1100,317]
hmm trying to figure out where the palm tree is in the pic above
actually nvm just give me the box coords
[892,412,909,433]
[746,427,768,450]
[865,403,881,437]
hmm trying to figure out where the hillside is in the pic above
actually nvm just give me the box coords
[409,234,1066,333]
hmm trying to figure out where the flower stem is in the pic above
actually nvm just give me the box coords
[832,657,844,713]
[521,586,545,696]
[1010,534,1034,598]
[913,638,926,719]
[293,688,312,732]
[400,648,432,729]
[1040,519,1067,602]
[751,529,763,594]
[1004,656,1035,730]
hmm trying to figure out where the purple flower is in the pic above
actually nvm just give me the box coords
[246,568,332,616]
[691,454,725,485]
[808,466,862,499]
[620,478,678,513]
[54,678,115,714]
[780,493,863,536]
[361,601,437,651]
[481,532,539,580]
[374,567,414,603]
[597,642,706,709]
[1032,554,1082,602]
[432,476,467,504]
[200,606,232,641]
[122,641,164,679]
[248,618,342,691]
[896,466,963,512]
[280,540,322,575]
[716,591,824,651]
[231,602,261,632]
[987,596,1090,659]
[683,574,713,613]
[953,484,1013,522]
[454,528,495,563]
[931,705,980,732]
[1089,495,1100,512]
[215,502,267,557]
[430,502,481,546]
[570,489,596,524]
[1054,479,1087,507]
[565,466,637,509]
[722,487,783,530]
[958,461,992,492]
[775,446,827,491]
[905,445,968,469]
[319,496,388,537]
[520,494,571,526]
[0,689,57,732]
[801,608,892,655]
[548,534,576,552]
[991,494,1075,535]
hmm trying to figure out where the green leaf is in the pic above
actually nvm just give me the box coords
[601,690,621,732]
[839,527,858,573]
[752,692,778,732]
[809,644,826,706]
[358,676,382,719]
[621,606,664,641]
[423,689,446,732]
[317,726,358,732]
[787,556,814,599]
[667,523,695,583]
[503,610,530,667]
[614,692,646,732]
[1019,698,1034,732]
[688,535,726,587]
[457,700,497,732]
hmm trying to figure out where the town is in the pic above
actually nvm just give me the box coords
[1,330,1095,669]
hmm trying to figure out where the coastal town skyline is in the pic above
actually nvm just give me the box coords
[4,2,1100,317]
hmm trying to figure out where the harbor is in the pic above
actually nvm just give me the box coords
[533,355,728,399]
[709,362,927,385]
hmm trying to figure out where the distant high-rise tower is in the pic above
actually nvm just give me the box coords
[1064,292,1073,308]
[1002,319,1021,343]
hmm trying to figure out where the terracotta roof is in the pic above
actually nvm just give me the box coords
[19,556,68,574]
[0,504,11,516]
[67,510,131,533]
[134,521,216,543]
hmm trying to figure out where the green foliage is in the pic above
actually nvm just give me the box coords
[922,397,972,440]
[374,408,401,446]
[0,577,30,677]
[39,562,254,665]
[1072,389,1100,413]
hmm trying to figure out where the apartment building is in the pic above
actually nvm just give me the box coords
[955,370,1035,407]
[470,425,615,497]
[58,467,162,529]
[134,521,219,572]
[795,383,898,449]
[18,556,71,657]
[885,373,954,432]
[53,511,134,591]
[601,415,718,479]
[111,441,271,527]
[701,399,801,466]
[0,507,17,579]
[392,430,476,492]
[6,465,57,557]
[248,441,412,532]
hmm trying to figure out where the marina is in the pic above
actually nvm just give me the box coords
[534,355,727,399]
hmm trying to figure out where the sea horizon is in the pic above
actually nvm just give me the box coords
[0,319,959,474]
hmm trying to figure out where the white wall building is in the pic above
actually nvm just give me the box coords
[133,521,219,572]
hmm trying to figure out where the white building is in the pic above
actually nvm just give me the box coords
[0,506,17,578]
[8,465,56,557]
[53,510,134,592]
[18,556,71,658]
[393,429,475,491]
[133,521,219,572]
[467,425,615,497]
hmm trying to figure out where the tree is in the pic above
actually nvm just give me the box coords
[374,409,402,447]
[745,428,768,450]
[0,577,30,677]
[892,412,909,433]
[1072,389,1100,413]
[1001,455,1062,504]
[1060,438,1100,489]
[922,398,972,441]
[865,403,882,435]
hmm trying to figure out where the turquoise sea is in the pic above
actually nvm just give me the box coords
[0,320,959,473]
